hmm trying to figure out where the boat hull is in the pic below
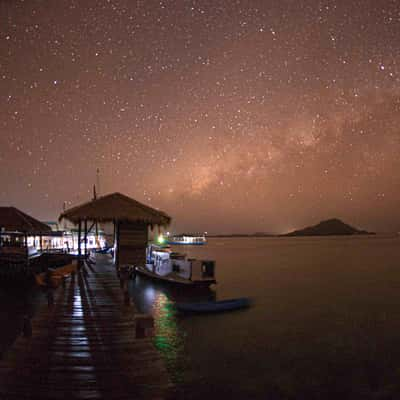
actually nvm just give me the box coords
[176,298,250,313]
[135,266,215,288]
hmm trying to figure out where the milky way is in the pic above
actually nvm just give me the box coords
[1,1,399,233]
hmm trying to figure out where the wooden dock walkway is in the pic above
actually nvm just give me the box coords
[0,261,173,399]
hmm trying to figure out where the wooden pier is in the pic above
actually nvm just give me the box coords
[0,261,173,399]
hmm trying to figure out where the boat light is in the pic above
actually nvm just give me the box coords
[157,234,165,244]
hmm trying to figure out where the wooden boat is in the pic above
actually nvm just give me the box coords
[134,244,216,288]
[35,261,77,288]
[176,297,251,313]
[135,265,215,287]
[89,247,113,263]
[0,252,73,287]
[93,247,113,254]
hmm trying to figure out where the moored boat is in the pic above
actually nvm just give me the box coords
[135,244,216,287]
[35,260,78,288]
[89,247,113,263]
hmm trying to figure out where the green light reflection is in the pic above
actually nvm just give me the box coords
[152,292,187,384]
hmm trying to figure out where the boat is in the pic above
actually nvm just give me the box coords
[167,234,206,245]
[93,247,113,254]
[135,244,216,287]
[35,260,77,288]
[89,247,113,263]
[176,297,251,313]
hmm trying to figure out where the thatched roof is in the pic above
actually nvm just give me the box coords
[0,207,52,234]
[59,192,171,227]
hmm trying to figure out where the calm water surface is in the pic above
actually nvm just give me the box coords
[1,236,400,399]
[130,236,400,399]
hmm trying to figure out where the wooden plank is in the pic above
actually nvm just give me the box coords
[0,260,173,399]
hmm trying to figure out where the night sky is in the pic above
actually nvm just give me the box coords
[1,1,399,233]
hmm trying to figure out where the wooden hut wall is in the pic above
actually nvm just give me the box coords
[117,221,148,266]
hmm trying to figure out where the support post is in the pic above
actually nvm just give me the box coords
[115,220,120,269]
[24,233,29,261]
[95,221,99,247]
[135,314,155,338]
[84,219,88,258]
[87,222,96,235]
[45,269,54,306]
[22,315,32,338]
[119,266,130,305]
[78,220,82,267]
[39,234,43,253]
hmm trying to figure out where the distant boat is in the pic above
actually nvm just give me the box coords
[135,244,216,287]
[167,234,206,245]
[176,297,251,313]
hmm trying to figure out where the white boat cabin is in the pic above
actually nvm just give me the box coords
[145,244,215,284]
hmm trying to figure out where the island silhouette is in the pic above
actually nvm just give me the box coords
[282,218,374,236]
[207,218,374,237]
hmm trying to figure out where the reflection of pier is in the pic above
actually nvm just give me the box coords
[0,260,173,399]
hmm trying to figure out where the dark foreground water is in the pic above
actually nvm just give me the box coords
[1,236,400,399]
[130,236,400,400]
[0,286,42,357]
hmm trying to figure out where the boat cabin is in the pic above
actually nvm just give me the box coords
[145,244,216,285]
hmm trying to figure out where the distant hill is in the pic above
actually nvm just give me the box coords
[282,218,374,237]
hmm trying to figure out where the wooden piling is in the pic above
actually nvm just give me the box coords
[22,316,32,338]
[84,219,88,258]
[77,220,82,268]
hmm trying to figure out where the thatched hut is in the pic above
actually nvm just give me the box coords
[0,207,51,234]
[59,192,171,267]
[0,207,51,255]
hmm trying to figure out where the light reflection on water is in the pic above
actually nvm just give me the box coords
[152,291,185,383]
[129,275,215,384]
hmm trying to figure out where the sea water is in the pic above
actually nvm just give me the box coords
[130,236,400,399]
[0,236,399,399]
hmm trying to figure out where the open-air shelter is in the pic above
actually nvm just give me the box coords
[59,192,171,267]
[0,207,52,256]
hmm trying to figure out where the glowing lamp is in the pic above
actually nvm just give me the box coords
[157,234,165,244]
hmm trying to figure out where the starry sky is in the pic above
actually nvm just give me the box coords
[1,0,399,234]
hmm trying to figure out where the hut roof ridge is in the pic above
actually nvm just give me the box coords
[0,206,51,234]
[59,192,171,226]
